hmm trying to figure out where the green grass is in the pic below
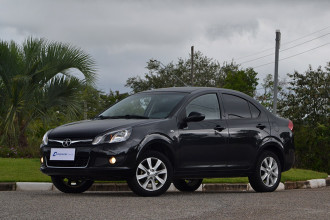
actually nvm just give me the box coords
[203,177,249,183]
[0,158,51,182]
[203,169,328,183]
[0,158,327,183]
[280,168,328,182]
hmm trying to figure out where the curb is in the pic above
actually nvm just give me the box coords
[1,177,329,192]
[0,182,16,191]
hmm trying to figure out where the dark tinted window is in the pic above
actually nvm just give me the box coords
[186,94,220,120]
[249,102,261,118]
[223,94,251,119]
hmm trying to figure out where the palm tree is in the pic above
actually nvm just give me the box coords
[0,37,96,148]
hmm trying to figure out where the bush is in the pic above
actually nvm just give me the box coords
[0,145,39,158]
[293,124,330,174]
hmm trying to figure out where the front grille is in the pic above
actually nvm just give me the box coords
[48,138,93,148]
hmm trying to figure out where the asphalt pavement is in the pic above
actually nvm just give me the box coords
[0,187,329,219]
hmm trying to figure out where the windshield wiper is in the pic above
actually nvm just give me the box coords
[95,115,112,120]
[96,115,149,119]
[114,115,149,119]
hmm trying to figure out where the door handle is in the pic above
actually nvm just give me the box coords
[214,125,226,132]
[256,124,266,129]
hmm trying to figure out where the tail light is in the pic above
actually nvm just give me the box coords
[288,120,294,131]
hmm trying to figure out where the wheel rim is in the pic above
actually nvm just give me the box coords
[136,157,167,191]
[260,157,279,187]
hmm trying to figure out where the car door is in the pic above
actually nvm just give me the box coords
[177,93,229,172]
[221,93,271,170]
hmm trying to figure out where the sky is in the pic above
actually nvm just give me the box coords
[1,0,329,94]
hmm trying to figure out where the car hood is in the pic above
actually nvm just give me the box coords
[48,119,163,139]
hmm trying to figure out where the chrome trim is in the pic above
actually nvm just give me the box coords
[48,139,93,144]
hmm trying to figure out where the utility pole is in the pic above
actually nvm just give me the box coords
[273,30,281,115]
[191,46,194,86]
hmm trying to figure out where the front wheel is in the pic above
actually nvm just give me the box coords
[248,151,281,192]
[173,179,203,192]
[51,176,94,193]
[127,151,173,197]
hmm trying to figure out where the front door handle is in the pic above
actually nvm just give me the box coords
[256,124,266,129]
[214,125,226,132]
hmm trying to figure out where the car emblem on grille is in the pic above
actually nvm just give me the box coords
[62,138,72,147]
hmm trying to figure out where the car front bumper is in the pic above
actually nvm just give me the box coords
[40,142,138,180]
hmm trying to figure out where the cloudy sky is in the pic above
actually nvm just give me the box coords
[1,0,329,93]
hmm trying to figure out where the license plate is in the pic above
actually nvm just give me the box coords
[50,148,75,161]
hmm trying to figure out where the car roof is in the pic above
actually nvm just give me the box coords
[138,87,271,115]
[140,87,243,94]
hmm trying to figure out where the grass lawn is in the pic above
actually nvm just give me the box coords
[0,158,327,183]
[203,169,328,183]
[0,158,51,182]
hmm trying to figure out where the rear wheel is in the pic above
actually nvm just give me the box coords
[51,176,94,193]
[173,179,203,192]
[127,151,173,197]
[249,151,281,192]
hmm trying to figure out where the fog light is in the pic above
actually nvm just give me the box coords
[40,157,44,164]
[109,157,116,164]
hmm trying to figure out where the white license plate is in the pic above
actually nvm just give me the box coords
[50,148,75,161]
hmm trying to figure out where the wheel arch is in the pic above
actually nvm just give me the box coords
[136,134,176,168]
[257,139,285,171]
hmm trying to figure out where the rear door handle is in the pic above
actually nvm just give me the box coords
[214,125,226,132]
[256,124,266,129]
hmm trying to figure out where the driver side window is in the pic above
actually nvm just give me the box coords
[185,94,220,120]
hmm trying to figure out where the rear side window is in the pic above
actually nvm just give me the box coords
[222,94,251,119]
[185,94,220,120]
[249,102,261,118]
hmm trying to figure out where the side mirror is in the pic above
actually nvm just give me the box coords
[184,111,205,123]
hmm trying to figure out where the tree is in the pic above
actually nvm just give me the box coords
[256,74,287,111]
[278,62,329,173]
[222,64,258,97]
[79,87,129,119]
[126,51,258,96]
[0,38,96,148]
[278,63,329,126]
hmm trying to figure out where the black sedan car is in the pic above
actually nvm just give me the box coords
[40,87,294,196]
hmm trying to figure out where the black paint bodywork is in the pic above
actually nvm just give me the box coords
[40,87,295,180]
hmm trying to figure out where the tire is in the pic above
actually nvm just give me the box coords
[173,179,203,192]
[127,151,173,197]
[248,151,282,192]
[51,176,94,193]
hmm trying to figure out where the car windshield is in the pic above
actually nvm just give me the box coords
[98,92,187,119]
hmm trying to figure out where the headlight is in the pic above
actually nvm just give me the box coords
[92,128,132,145]
[42,130,52,146]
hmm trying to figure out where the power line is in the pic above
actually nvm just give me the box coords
[280,42,330,61]
[252,42,330,69]
[281,33,330,52]
[235,47,274,61]
[239,33,330,65]
[234,25,330,61]
[282,25,330,46]
[239,52,274,65]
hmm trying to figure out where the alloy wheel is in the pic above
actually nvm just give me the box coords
[260,156,279,187]
[136,157,167,191]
